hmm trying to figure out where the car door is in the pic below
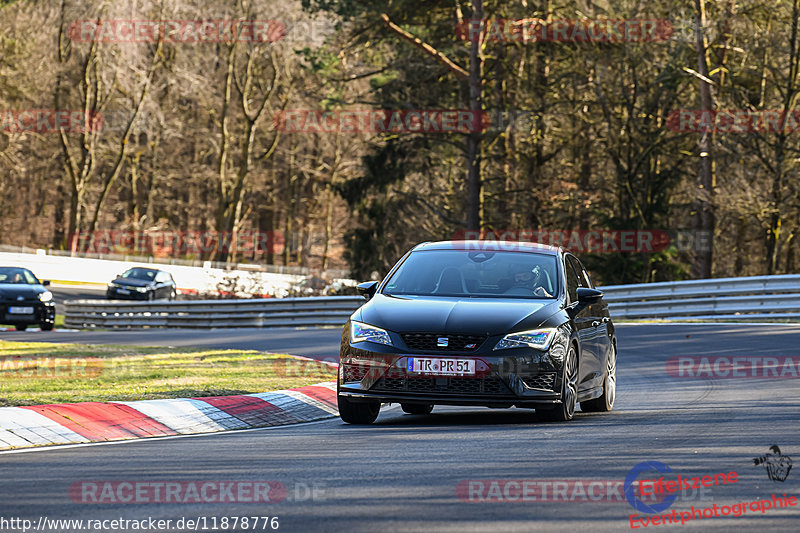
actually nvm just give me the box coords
[563,254,598,393]
[167,273,176,298]
[567,255,606,390]
[155,271,169,299]
[575,258,612,363]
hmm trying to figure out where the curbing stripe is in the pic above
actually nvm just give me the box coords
[247,391,331,423]
[293,384,338,409]
[0,381,339,450]
[20,402,176,441]
[197,395,302,427]
[280,389,339,416]
[111,399,229,435]
[185,398,250,430]
[0,407,89,447]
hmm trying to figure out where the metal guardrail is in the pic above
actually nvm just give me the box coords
[63,275,800,328]
[603,274,800,319]
[64,297,364,329]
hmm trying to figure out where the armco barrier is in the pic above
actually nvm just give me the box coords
[64,296,365,329]
[601,274,800,320]
[63,275,800,328]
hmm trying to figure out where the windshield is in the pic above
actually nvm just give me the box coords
[0,267,39,284]
[121,268,157,281]
[382,249,559,299]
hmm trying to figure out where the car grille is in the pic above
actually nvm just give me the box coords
[342,364,368,382]
[521,373,557,391]
[400,333,487,352]
[371,376,511,395]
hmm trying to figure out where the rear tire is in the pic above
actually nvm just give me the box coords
[538,345,578,422]
[338,395,380,424]
[581,342,616,412]
[14,324,27,331]
[401,403,434,415]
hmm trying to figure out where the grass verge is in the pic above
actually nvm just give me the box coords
[0,340,337,406]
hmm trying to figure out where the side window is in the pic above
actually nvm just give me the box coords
[581,266,594,289]
[563,257,579,303]
[155,272,169,283]
[569,256,593,288]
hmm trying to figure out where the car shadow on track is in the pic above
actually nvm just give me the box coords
[337,407,620,428]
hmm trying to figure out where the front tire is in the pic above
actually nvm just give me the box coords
[40,322,54,331]
[338,395,380,424]
[14,324,27,331]
[581,342,616,412]
[401,403,434,415]
[538,345,578,422]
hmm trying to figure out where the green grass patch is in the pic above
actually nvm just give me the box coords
[0,340,337,406]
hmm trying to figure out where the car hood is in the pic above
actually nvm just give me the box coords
[357,294,561,335]
[112,277,153,288]
[0,283,46,299]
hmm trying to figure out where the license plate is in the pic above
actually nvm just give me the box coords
[407,357,476,376]
[116,288,131,295]
[8,306,34,314]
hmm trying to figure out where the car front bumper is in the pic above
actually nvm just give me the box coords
[107,287,151,300]
[338,337,568,408]
[0,301,55,325]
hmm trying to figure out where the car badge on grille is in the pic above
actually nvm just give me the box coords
[437,337,449,347]
[465,343,477,349]
[16,296,24,301]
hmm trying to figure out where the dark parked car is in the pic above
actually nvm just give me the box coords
[0,266,55,331]
[337,241,616,424]
[107,267,177,300]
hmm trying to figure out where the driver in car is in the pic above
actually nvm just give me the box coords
[512,265,552,298]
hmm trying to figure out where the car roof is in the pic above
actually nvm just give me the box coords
[126,267,162,272]
[411,240,561,255]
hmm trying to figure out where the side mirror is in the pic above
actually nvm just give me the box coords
[576,287,603,305]
[42,280,51,286]
[356,281,379,300]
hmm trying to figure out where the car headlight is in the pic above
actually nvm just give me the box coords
[350,321,392,346]
[494,328,556,351]
[109,282,121,288]
[136,286,149,293]
[38,291,53,303]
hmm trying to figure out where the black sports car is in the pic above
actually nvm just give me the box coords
[337,241,617,424]
[107,267,177,300]
[0,266,56,331]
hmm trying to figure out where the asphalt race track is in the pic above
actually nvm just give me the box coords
[49,285,108,305]
[0,327,344,360]
[0,324,798,532]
